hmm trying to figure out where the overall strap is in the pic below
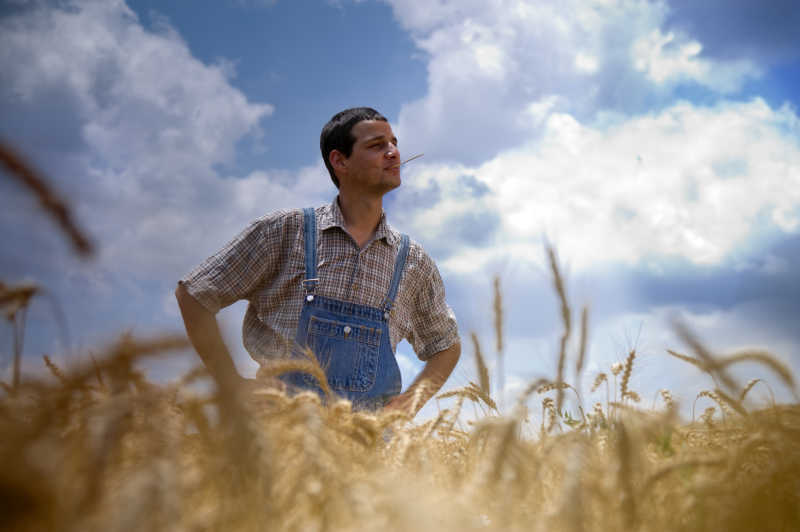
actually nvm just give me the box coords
[381,234,410,317]
[302,207,319,294]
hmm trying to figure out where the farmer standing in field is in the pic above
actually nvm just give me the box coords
[176,107,460,415]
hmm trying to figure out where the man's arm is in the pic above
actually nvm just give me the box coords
[384,341,460,417]
[175,282,243,393]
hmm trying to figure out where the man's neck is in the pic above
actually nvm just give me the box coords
[337,191,383,249]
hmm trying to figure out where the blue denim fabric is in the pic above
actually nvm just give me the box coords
[282,208,406,410]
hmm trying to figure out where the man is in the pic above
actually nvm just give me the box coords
[175,107,460,415]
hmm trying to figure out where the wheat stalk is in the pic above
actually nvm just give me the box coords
[388,153,424,168]
[547,246,571,415]
[619,349,636,404]
[0,142,93,256]
[471,332,491,398]
[575,306,589,380]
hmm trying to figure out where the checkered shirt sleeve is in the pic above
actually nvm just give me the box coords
[179,210,293,314]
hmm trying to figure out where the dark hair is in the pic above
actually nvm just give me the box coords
[320,107,388,188]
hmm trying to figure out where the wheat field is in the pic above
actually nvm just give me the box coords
[2,144,800,531]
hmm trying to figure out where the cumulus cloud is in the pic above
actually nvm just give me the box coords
[385,0,762,164]
[631,29,761,92]
[380,0,796,280]
[0,0,289,281]
[397,98,800,274]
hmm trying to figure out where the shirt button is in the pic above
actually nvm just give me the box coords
[306,295,314,302]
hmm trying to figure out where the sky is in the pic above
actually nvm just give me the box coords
[2,0,800,420]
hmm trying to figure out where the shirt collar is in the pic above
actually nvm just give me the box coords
[320,196,398,246]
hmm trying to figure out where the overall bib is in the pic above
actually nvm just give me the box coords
[283,207,406,410]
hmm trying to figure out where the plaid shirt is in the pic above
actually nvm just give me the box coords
[181,198,459,363]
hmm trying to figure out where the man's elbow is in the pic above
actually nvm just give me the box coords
[175,281,187,306]
[175,282,201,315]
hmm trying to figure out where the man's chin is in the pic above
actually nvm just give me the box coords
[384,178,401,193]
[377,172,401,191]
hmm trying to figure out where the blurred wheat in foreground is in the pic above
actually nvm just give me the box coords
[3,303,799,532]
[2,144,800,531]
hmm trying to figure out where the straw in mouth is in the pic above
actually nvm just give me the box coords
[390,153,424,169]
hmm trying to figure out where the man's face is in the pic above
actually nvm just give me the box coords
[337,120,401,195]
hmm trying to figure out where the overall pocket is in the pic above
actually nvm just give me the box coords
[303,315,381,393]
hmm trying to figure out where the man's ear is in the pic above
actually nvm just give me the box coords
[329,150,347,177]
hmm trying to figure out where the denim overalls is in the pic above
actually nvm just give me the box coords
[282,207,407,410]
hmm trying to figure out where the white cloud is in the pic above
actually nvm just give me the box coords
[385,0,763,163]
[380,0,792,281]
[574,52,600,74]
[631,29,760,92]
[400,98,800,274]
[0,0,299,285]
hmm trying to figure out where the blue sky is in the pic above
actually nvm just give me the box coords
[2,0,799,418]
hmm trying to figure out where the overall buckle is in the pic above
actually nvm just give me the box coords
[302,279,319,299]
